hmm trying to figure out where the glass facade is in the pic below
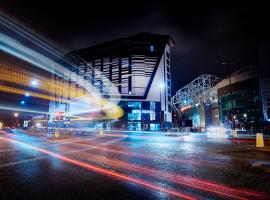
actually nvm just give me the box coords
[128,102,142,109]
[123,101,161,131]
[218,78,262,131]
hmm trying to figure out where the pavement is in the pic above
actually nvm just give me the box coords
[0,129,270,200]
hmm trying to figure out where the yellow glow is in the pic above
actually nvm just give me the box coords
[0,63,123,121]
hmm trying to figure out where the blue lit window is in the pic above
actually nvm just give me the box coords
[149,45,155,52]
[150,124,159,131]
[150,102,155,111]
[132,110,141,114]
[128,102,142,109]
[128,113,141,120]
[150,113,155,120]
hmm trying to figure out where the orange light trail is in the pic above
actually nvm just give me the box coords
[0,135,197,200]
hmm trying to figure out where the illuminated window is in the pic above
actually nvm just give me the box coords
[150,102,155,111]
[128,102,142,109]
[150,113,155,120]
[150,124,159,131]
[128,113,141,120]
[149,45,155,52]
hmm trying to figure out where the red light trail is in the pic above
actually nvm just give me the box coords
[1,131,269,200]
[59,145,269,200]
[0,135,197,200]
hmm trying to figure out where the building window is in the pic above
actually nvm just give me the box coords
[150,102,155,111]
[167,73,171,80]
[128,101,142,109]
[166,52,170,58]
[167,66,170,73]
[150,113,155,120]
[128,122,141,131]
[128,113,141,120]
[150,123,159,131]
[150,45,155,52]
[168,104,172,113]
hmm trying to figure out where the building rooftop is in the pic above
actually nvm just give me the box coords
[65,32,175,64]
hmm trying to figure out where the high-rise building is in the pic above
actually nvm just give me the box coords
[63,33,175,131]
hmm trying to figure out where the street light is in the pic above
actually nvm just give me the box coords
[31,79,38,86]
[25,93,30,97]
[20,100,25,105]
[13,112,19,128]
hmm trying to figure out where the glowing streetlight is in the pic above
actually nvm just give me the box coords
[243,113,247,118]
[14,112,19,117]
[31,79,38,86]
[20,100,25,105]
[25,93,30,97]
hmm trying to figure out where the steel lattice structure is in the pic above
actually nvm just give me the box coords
[172,74,222,115]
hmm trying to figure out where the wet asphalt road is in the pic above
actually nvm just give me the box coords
[0,130,270,200]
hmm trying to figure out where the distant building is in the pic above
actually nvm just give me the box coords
[217,66,263,131]
[59,33,175,131]
[172,66,270,133]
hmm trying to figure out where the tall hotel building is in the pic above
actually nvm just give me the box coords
[62,33,175,131]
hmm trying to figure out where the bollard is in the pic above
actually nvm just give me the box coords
[232,129,238,138]
[256,133,264,147]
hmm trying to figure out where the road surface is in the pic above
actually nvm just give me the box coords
[0,129,270,200]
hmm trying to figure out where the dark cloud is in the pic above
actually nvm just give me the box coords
[1,1,269,93]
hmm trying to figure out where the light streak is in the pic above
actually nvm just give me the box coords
[59,142,270,199]
[1,131,269,199]
[0,105,49,115]
[0,135,197,200]
[1,13,124,120]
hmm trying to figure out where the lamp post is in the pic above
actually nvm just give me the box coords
[159,83,164,130]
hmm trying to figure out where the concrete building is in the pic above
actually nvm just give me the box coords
[51,33,175,131]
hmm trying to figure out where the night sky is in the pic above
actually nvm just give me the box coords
[1,1,269,93]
